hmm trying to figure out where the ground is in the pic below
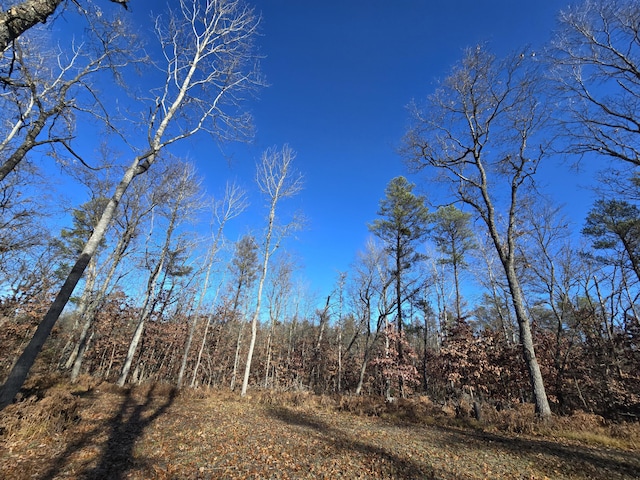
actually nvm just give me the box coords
[0,380,639,479]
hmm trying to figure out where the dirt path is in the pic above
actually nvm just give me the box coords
[1,386,639,479]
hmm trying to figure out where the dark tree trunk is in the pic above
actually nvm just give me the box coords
[0,0,63,52]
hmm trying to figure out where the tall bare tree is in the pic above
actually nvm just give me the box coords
[67,168,159,381]
[352,238,394,395]
[403,45,553,418]
[549,0,640,168]
[176,182,247,388]
[240,145,303,397]
[0,0,262,409]
[117,161,202,386]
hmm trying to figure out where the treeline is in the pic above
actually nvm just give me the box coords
[1,0,639,420]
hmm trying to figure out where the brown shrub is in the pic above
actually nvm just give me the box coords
[337,395,386,417]
[0,389,79,439]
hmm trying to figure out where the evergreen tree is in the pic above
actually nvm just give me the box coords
[431,205,476,321]
[369,176,429,393]
[583,198,640,283]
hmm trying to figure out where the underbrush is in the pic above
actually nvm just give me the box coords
[0,373,80,439]
[1,377,638,453]
[252,389,640,451]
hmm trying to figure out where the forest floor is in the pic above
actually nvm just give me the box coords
[1,377,639,479]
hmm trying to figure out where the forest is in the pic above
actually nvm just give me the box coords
[0,0,639,436]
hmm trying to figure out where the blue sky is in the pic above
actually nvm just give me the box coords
[46,0,595,301]
[233,0,592,297]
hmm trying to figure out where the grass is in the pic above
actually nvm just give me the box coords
[0,377,639,479]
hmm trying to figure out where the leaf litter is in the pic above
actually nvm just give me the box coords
[0,383,638,479]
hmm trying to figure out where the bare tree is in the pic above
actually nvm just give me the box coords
[520,201,585,411]
[0,161,51,282]
[0,13,138,182]
[117,161,202,386]
[0,0,262,409]
[352,238,394,396]
[549,0,640,167]
[177,182,247,388]
[403,45,553,418]
[263,254,295,388]
[240,145,303,397]
[67,168,160,381]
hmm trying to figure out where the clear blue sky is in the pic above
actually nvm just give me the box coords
[231,0,592,298]
[56,1,594,300]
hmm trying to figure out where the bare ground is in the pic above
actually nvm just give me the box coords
[1,381,639,479]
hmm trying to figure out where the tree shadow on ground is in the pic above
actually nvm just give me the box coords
[268,406,435,479]
[431,424,640,479]
[40,384,177,480]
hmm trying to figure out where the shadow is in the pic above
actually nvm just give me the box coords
[41,384,177,480]
[431,424,640,479]
[268,407,435,479]
[268,406,640,479]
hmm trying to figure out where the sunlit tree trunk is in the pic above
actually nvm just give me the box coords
[178,184,247,388]
[0,0,261,409]
[241,146,303,397]
[118,163,198,386]
[404,46,552,418]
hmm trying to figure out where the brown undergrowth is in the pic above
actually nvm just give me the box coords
[1,377,639,479]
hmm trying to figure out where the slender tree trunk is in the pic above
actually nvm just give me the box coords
[453,256,461,320]
[70,226,135,381]
[230,320,245,391]
[241,146,302,396]
[0,154,150,409]
[384,317,391,400]
[355,357,368,396]
[117,252,164,387]
[177,249,216,388]
[119,163,192,387]
[191,314,214,388]
[263,324,273,388]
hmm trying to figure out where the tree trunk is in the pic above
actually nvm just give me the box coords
[241,146,302,396]
[70,225,135,381]
[230,321,244,391]
[0,154,149,409]
[263,324,273,388]
[178,220,226,388]
[0,0,63,53]
[191,314,214,388]
[64,255,98,370]
[498,240,552,418]
[117,249,165,387]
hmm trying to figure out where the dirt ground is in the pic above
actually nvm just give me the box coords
[1,382,639,479]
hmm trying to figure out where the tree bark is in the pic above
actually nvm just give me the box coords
[0,154,147,409]
[117,195,177,387]
[70,221,136,381]
[0,0,63,53]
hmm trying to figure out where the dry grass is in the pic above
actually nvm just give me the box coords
[1,379,639,479]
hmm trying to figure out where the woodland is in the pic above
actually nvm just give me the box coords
[0,2,639,472]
